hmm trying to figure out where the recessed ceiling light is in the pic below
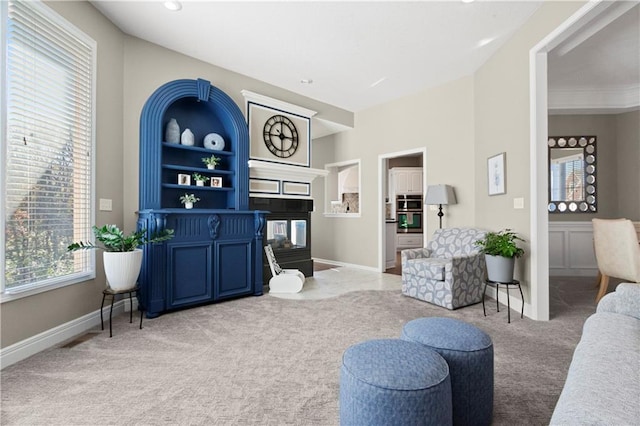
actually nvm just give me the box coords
[164,1,182,11]
[461,0,475,3]
[300,79,313,84]
[477,37,495,48]
[369,77,387,88]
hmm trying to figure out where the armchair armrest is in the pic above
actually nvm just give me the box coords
[447,253,485,281]
[401,248,432,267]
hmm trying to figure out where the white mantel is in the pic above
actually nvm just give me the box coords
[248,160,328,199]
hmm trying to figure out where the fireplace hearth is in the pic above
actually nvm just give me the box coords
[250,198,314,280]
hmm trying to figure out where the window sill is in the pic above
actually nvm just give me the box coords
[323,213,362,218]
[0,273,95,304]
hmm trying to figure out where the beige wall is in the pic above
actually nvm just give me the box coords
[311,77,476,267]
[548,114,619,221]
[1,1,125,348]
[616,110,640,220]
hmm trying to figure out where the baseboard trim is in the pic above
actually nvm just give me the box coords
[1,299,128,370]
[312,258,379,273]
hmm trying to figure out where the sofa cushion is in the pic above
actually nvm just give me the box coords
[406,258,449,281]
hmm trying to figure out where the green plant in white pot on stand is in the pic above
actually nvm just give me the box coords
[475,229,525,282]
[202,155,220,170]
[67,225,174,291]
[180,193,200,209]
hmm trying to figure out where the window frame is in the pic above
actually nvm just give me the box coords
[0,0,97,303]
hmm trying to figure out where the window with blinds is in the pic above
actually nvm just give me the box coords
[2,0,96,294]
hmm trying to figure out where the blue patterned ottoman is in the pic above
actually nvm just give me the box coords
[340,339,452,426]
[401,317,493,426]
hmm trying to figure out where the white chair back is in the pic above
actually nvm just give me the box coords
[592,218,640,283]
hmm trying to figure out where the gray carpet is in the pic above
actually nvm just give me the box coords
[1,276,601,425]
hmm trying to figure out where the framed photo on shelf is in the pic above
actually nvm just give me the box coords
[210,177,223,188]
[177,173,191,186]
[487,152,506,196]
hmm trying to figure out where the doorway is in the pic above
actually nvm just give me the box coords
[377,147,427,273]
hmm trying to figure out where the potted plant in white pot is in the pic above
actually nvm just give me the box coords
[192,173,209,187]
[67,225,174,291]
[179,193,200,209]
[475,229,525,283]
[201,155,220,170]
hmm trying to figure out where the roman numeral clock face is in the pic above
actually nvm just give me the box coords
[263,114,299,158]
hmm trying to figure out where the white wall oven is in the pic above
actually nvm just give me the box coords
[396,194,423,233]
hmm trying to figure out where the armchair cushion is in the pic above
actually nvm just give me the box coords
[405,257,449,281]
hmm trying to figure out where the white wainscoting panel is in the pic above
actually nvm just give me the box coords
[549,221,598,276]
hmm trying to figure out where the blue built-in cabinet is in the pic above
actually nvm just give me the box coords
[137,78,266,318]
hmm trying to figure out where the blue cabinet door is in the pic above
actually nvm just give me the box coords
[167,241,213,308]
[215,239,253,299]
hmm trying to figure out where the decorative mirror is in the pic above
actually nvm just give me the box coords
[548,136,597,213]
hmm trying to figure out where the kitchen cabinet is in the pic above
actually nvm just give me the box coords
[390,167,423,195]
[397,233,423,250]
[386,222,397,269]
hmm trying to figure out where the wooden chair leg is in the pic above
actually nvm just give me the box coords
[594,270,601,288]
[595,274,610,303]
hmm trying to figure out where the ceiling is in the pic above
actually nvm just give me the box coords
[91,0,639,114]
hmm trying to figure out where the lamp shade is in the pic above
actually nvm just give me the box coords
[425,185,457,205]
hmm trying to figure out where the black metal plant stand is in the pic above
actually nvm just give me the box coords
[100,286,143,337]
[482,279,524,323]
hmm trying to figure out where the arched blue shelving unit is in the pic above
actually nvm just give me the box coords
[137,78,265,318]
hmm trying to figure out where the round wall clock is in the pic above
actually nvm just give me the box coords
[263,114,299,158]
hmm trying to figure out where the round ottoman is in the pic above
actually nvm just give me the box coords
[401,317,494,426]
[340,339,452,426]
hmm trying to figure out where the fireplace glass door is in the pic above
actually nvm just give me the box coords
[267,219,307,249]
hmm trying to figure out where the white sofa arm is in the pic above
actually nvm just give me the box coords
[597,283,640,320]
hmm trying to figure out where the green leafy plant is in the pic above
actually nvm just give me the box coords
[475,229,525,258]
[201,155,221,167]
[67,225,174,253]
[179,193,200,204]
[192,173,209,183]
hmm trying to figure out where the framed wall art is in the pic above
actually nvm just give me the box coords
[487,152,506,196]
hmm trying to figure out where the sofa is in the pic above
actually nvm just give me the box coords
[550,283,640,425]
[401,227,487,310]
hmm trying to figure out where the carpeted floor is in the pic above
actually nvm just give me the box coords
[1,274,602,425]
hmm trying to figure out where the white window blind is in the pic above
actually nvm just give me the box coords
[2,0,96,293]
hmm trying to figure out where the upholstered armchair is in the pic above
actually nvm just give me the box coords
[402,227,487,309]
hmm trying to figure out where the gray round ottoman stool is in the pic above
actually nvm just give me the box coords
[401,317,494,426]
[340,338,452,426]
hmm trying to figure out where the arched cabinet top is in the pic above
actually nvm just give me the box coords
[139,78,249,211]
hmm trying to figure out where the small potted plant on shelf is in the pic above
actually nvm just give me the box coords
[475,229,525,283]
[192,173,209,186]
[202,155,221,170]
[67,225,174,291]
[180,193,200,209]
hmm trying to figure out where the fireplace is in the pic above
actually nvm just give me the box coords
[250,198,314,280]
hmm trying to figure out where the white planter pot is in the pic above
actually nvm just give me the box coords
[103,249,143,291]
[185,202,193,209]
[196,180,204,186]
[485,254,515,283]
[206,164,216,170]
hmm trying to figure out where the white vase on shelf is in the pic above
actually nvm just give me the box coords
[196,181,204,187]
[184,202,193,209]
[165,118,180,143]
[181,128,194,146]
